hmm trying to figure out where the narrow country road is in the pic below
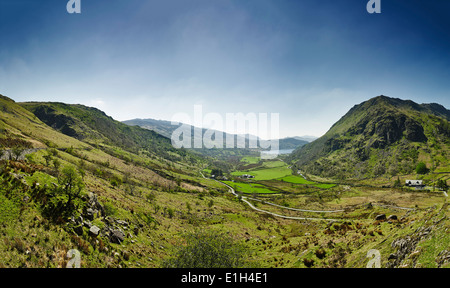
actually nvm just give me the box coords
[200,171,341,222]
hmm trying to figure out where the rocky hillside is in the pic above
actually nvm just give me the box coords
[19,102,199,164]
[288,95,450,179]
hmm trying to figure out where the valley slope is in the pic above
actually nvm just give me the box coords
[288,95,450,180]
[0,94,448,269]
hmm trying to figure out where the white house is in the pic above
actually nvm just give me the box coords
[405,180,423,187]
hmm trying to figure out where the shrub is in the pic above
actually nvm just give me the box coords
[416,162,428,174]
[303,258,315,267]
[103,202,117,217]
[110,176,122,188]
[33,165,85,221]
[162,230,252,268]
[167,207,174,218]
[437,179,448,191]
[315,247,327,259]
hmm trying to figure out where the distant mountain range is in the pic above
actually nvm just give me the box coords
[287,95,450,179]
[122,118,312,151]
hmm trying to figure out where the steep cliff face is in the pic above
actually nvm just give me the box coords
[288,95,450,179]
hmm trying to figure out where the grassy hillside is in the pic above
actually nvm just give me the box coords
[0,95,87,149]
[20,102,189,162]
[0,94,448,269]
[288,95,450,180]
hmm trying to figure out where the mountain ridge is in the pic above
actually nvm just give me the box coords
[288,95,450,179]
[123,117,310,151]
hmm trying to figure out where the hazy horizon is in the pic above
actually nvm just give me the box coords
[1,0,449,138]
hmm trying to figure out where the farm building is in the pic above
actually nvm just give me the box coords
[405,180,424,188]
[240,174,255,179]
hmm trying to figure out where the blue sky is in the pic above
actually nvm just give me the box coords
[1,0,449,138]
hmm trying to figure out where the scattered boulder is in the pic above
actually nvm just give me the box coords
[116,220,129,227]
[387,215,398,221]
[375,214,386,221]
[85,208,96,221]
[83,192,105,220]
[387,226,434,268]
[89,226,101,237]
[110,229,125,244]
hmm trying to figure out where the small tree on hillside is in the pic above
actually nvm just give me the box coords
[416,162,428,174]
[39,165,85,220]
[393,176,402,188]
[162,230,253,268]
[437,179,448,191]
[57,166,84,214]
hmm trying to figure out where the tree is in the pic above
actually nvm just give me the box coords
[393,176,402,188]
[162,230,254,268]
[58,165,84,210]
[437,179,448,191]
[211,168,223,177]
[416,162,428,174]
[36,165,85,220]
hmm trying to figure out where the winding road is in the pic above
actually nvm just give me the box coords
[200,171,342,222]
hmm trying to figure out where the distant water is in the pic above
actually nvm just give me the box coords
[260,149,294,156]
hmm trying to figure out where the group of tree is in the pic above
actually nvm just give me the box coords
[436,179,448,191]
[210,168,223,178]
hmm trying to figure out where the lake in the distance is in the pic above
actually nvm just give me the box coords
[260,149,294,159]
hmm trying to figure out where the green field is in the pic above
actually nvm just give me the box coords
[280,175,316,185]
[202,168,212,174]
[280,175,336,189]
[240,156,260,164]
[222,181,279,194]
[231,159,336,189]
[261,160,286,168]
[231,165,292,181]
